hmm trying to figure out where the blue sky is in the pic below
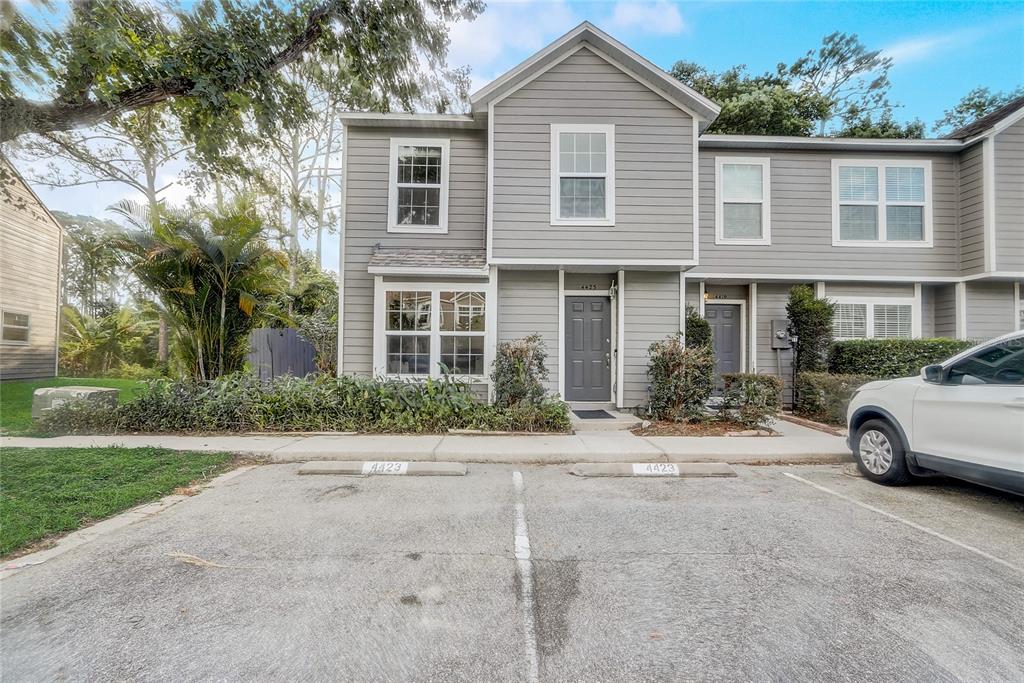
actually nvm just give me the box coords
[22,0,1024,273]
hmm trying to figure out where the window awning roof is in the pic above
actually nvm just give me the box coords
[367,249,489,277]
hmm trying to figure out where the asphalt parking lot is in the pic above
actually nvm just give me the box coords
[2,462,1022,682]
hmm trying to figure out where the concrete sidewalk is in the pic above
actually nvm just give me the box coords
[0,420,849,464]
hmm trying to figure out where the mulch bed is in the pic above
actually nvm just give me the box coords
[632,420,777,437]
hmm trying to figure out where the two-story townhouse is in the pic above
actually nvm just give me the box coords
[337,22,1024,410]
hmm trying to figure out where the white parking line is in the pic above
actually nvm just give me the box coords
[783,472,1022,574]
[511,471,540,683]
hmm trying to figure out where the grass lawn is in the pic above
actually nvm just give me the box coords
[0,377,144,435]
[0,447,235,556]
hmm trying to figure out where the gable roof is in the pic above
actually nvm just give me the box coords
[469,22,720,128]
[945,96,1024,140]
[1,154,64,234]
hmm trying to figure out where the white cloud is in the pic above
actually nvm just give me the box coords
[606,1,685,36]
[883,26,988,65]
[447,1,582,95]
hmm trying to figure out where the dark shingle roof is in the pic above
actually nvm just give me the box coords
[945,96,1024,140]
[367,248,487,273]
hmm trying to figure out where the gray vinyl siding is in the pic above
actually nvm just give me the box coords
[932,284,957,338]
[0,165,60,380]
[564,272,615,291]
[340,125,486,374]
[497,269,559,394]
[754,283,797,406]
[920,285,935,338]
[824,283,915,298]
[491,46,695,262]
[622,271,681,409]
[994,118,1024,271]
[692,150,960,278]
[966,281,1016,340]
[959,142,986,275]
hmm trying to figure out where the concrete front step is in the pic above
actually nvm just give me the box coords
[569,404,643,432]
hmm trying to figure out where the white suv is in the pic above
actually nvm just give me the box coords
[847,331,1024,495]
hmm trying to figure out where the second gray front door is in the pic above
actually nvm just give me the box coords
[705,304,741,376]
[565,296,611,401]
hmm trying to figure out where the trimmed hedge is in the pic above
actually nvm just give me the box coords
[828,338,974,378]
[795,372,874,426]
[37,373,572,435]
[646,334,715,422]
[721,373,783,430]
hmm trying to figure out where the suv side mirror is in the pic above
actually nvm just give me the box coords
[921,364,944,383]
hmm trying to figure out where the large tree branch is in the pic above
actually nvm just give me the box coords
[0,3,334,142]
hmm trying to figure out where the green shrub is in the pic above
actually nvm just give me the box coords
[646,334,715,422]
[794,372,874,426]
[684,305,712,349]
[828,338,974,378]
[37,373,572,435]
[491,334,550,407]
[786,285,835,373]
[721,373,783,430]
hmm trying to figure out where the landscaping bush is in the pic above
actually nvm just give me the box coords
[828,338,974,378]
[684,305,712,349]
[794,372,874,426]
[491,334,550,407]
[36,373,572,435]
[646,334,715,422]
[720,373,783,430]
[786,285,835,373]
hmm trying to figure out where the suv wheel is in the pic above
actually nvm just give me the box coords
[854,419,914,486]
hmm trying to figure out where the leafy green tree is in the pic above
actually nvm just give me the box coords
[671,62,831,136]
[54,211,123,317]
[111,197,287,379]
[836,111,925,139]
[786,32,894,136]
[786,285,835,374]
[0,0,482,149]
[934,86,1024,134]
[60,305,156,375]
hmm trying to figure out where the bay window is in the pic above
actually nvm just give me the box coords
[375,284,489,379]
[550,124,615,226]
[832,159,932,246]
[715,157,771,244]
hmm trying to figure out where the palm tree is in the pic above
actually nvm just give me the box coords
[110,198,287,380]
[60,305,155,375]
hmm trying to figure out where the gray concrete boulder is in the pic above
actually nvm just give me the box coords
[32,386,119,419]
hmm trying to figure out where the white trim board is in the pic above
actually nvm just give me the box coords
[557,269,565,399]
[337,121,349,374]
[983,136,996,272]
[616,270,625,409]
[366,266,490,278]
[491,258,698,267]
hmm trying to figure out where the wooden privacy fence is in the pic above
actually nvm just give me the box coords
[247,328,316,381]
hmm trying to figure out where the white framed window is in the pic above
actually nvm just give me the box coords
[550,123,615,226]
[1,309,30,344]
[387,138,450,233]
[831,159,932,247]
[374,283,489,379]
[831,297,918,339]
[715,156,771,245]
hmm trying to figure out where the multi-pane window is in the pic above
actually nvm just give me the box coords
[833,160,930,245]
[551,125,614,224]
[388,138,448,232]
[385,291,431,375]
[1,310,29,343]
[380,289,487,378]
[440,291,486,375]
[716,157,770,243]
[832,300,914,339]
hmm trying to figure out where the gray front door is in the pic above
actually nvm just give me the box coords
[565,296,612,401]
[705,304,741,378]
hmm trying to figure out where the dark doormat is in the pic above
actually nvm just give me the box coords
[573,410,615,420]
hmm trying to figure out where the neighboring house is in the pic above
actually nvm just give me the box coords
[0,157,63,380]
[337,22,1024,409]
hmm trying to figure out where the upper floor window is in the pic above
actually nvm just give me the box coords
[1,310,30,344]
[831,159,932,247]
[388,138,450,233]
[550,124,615,226]
[715,157,771,245]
